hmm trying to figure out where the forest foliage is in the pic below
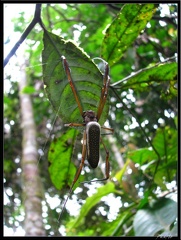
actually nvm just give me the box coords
[4,3,178,237]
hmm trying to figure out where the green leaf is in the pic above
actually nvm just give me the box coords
[21,86,36,94]
[174,116,178,128]
[42,31,109,126]
[4,96,12,105]
[48,128,78,190]
[114,158,130,183]
[133,197,177,236]
[4,159,16,173]
[152,126,177,159]
[69,182,115,228]
[128,126,177,188]
[113,62,177,97]
[127,148,157,165]
[138,188,156,209]
[102,211,131,236]
[101,4,156,66]
[152,126,178,188]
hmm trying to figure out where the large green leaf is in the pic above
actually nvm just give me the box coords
[133,197,177,236]
[152,126,178,188]
[127,148,158,165]
[112,62,177,98]
[102,211,133,236]
[101,4,156,66]
[152,126,177,160]
[42,30,109,126]
[68,182,116,229]
[128,126,177,188]
[48,128,78,190]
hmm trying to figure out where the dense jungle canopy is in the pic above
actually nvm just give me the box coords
[4,3,178,237]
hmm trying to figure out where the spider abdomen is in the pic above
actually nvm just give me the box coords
[86,122,101,168]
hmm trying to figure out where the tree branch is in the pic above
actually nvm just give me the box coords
[152,15,177,28]
[4,3,42,67]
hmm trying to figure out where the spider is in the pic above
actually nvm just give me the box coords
[58,56,113,219]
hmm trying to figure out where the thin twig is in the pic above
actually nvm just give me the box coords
[111,87,162,179]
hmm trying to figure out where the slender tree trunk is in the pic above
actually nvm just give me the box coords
[18,61,46,236]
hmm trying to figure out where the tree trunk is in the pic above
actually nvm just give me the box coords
[18,61,46,236]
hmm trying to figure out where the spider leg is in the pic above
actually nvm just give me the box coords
[70,130,87,186]
[62,56,84,117]
[58,130,87,221]
[64,123,85,127]
[96,63,110,121]
[101,126,114,133]
[101,137,110,180]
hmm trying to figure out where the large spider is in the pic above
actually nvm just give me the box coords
[58,56,113,218]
